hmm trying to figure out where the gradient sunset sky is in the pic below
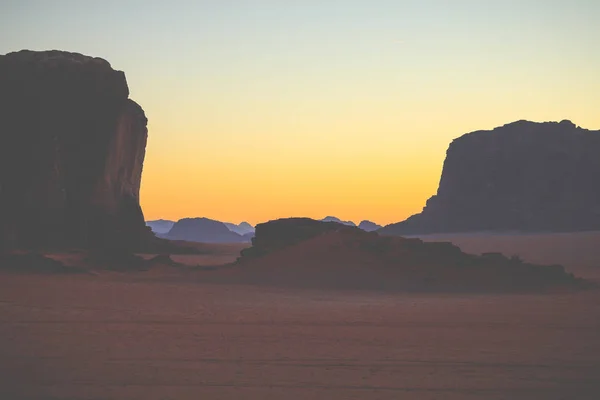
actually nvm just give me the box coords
[2,1,599,225]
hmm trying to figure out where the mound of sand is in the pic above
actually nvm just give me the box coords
[229,218,590,292]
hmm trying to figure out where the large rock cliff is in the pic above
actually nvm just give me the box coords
[380,120,600,235]
[0,50,151,249]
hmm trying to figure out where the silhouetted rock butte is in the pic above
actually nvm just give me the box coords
[380,120,600,235]
[0,50,151,250]
[236,218,588,292]
[166,217,248,243]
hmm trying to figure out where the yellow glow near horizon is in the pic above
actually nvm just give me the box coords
[139,87,600,225]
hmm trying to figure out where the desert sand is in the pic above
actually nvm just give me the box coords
[1,232,599,399]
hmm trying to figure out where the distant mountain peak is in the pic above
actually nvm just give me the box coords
[166,217,248,243]
[224,221,255,235]
[321,216,356,227]
[146,219,175,234]
[358,220,382,232]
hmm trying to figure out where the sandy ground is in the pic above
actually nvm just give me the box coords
[1,232,600,399]
[413,231,600,282]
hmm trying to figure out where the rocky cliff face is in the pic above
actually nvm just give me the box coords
[0,50,151,249]
[380,120,600,235]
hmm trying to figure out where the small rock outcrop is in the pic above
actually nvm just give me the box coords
[0,50,151,250]
[166,217,247,243]
[237,218,587,292]
[380,120,600,235]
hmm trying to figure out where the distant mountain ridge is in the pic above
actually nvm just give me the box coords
[379,120,600,235]
[320,216,383,232]
[164,217,247,243]
[224,221,255,235]
[146,219,175,234]
[358,220,382,232]
[320,216,356,226]
[147,216,380,238]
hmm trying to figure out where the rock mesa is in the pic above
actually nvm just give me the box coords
[236,218,586,292]
[380,120,600,235]
[0,50,150,249]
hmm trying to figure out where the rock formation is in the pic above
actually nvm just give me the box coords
[0,50,151,249]
[237,218,587,292]
[0,252,80,273]
[166,217,248,243]
[358,220,382,232]
[146,219,175,234]
[224,221,255,235]
[380,120,600,235]
[242,218,352,259]
[321,216,356,226]
[242,231,255,241]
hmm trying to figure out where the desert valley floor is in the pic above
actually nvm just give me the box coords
[1,232,600,400]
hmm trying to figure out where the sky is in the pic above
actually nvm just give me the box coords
[2,1,599,225]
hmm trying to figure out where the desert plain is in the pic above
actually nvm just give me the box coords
[1,232,599,400]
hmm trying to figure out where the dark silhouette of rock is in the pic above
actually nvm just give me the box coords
[321,216,356,226]
[146,219,175,234]
[147,254,181,266]
[380,120,600,235]
[83,249,148,271]
[237,218,588,292]
[358,220,382,232]
[241,218,356,259]
[135,236,208,254]
[224,221,255,235]
[0,252,80,273]
[166,218,247,243]
[0,50,151,250]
